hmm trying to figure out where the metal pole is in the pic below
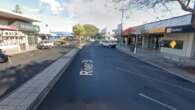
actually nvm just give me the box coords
[121,9,124,38]
[120,8,127,45]
[134,35,138,54]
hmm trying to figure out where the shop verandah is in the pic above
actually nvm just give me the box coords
[120,25,195,67]
[121,33,163,54]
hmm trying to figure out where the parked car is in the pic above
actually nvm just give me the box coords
[0,49,8,63]
[37,40,55,49]
[100,40,117,48]
[89,38,95,42]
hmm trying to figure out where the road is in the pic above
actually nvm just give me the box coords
[0,47,71,100]
[37,43,195,110]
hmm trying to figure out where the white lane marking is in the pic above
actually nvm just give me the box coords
[80,71,93,76]
[80,59,93,76]
[116,67,195,93]
[139,93,177,110]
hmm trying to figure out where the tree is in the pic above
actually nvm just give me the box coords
[112,0,194,14]
[73,24,86,41]
[13,4,22,14]
[83,24,99,38]
[94,33,102,40]
[113,0,195,27]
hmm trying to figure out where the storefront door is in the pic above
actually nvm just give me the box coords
[148,36,160,49]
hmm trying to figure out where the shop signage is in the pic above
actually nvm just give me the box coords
[0,30,2,40]
[166,28,183,33]
[166,25,195,33]
[0,25,16,30]
[11,21,39,32]
[2,31,25,37]
[148,27,165,34]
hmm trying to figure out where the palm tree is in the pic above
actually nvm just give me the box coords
[73,24,86,42]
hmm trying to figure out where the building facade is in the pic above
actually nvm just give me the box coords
[123,14,195,61]
[0,9,39,55]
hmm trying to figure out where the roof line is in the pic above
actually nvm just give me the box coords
[0,8,40,22]
[144,13,191,25]
[125,13,191,29]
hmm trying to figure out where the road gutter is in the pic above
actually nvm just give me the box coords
[139,93,177,110]
[116,67,195,93]
[0,48,81,110]
[116,46,195,84]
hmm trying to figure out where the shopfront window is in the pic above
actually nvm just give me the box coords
[160,40,183,49]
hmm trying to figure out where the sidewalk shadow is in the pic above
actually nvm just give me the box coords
[0,60,54,100]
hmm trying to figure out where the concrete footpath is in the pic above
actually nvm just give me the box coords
[0,48,80,110]
[117,46,195,84]
[0,47,71,100]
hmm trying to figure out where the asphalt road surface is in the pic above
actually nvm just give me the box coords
[0,47,71,100]
[37,43,195,110]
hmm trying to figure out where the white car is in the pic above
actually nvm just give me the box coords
[37,40,54,49]
[89,38,95,42]
[100,40,117,48]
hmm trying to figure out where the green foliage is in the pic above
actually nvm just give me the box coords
[83,24,99,37]
[72,24,86,37]
[112,0,193,13]
[56,39,67,45]
[94,33,102,39]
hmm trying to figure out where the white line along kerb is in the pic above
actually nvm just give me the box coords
[116,67,195,93]
[139,93,177,110]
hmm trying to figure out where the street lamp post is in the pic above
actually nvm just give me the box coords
[119,8,127,46]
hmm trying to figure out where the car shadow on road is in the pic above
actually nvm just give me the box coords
[0,60,54,100]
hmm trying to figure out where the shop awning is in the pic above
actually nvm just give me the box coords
[0,25,16,30]
[123,27,136,36]
[147,27,165,34]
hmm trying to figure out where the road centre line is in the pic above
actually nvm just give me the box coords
[116,67,195,93]
[139,93,177,110]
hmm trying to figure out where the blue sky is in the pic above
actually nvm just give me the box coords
[0,0,190,32]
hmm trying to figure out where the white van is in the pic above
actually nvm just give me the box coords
[37,40,54,49]
[100,40,117,48]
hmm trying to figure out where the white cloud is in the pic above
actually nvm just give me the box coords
[37,0,190,32]
[40,0,64,14]
[61,0,189,31]
[62,0,122,31]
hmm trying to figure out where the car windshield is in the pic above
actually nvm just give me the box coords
[1,1,195,110]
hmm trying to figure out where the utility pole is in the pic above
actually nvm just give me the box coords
[119,8,127,45]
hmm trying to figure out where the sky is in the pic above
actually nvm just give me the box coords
[0,0,191,32]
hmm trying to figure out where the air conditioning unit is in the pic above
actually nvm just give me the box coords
[2,31,9,36]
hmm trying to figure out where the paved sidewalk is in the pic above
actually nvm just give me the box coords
[0,47,71,100]
[0,48,80,110]
[117,45,195,83]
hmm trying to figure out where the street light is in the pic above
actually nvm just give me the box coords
[119,8,127,45]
